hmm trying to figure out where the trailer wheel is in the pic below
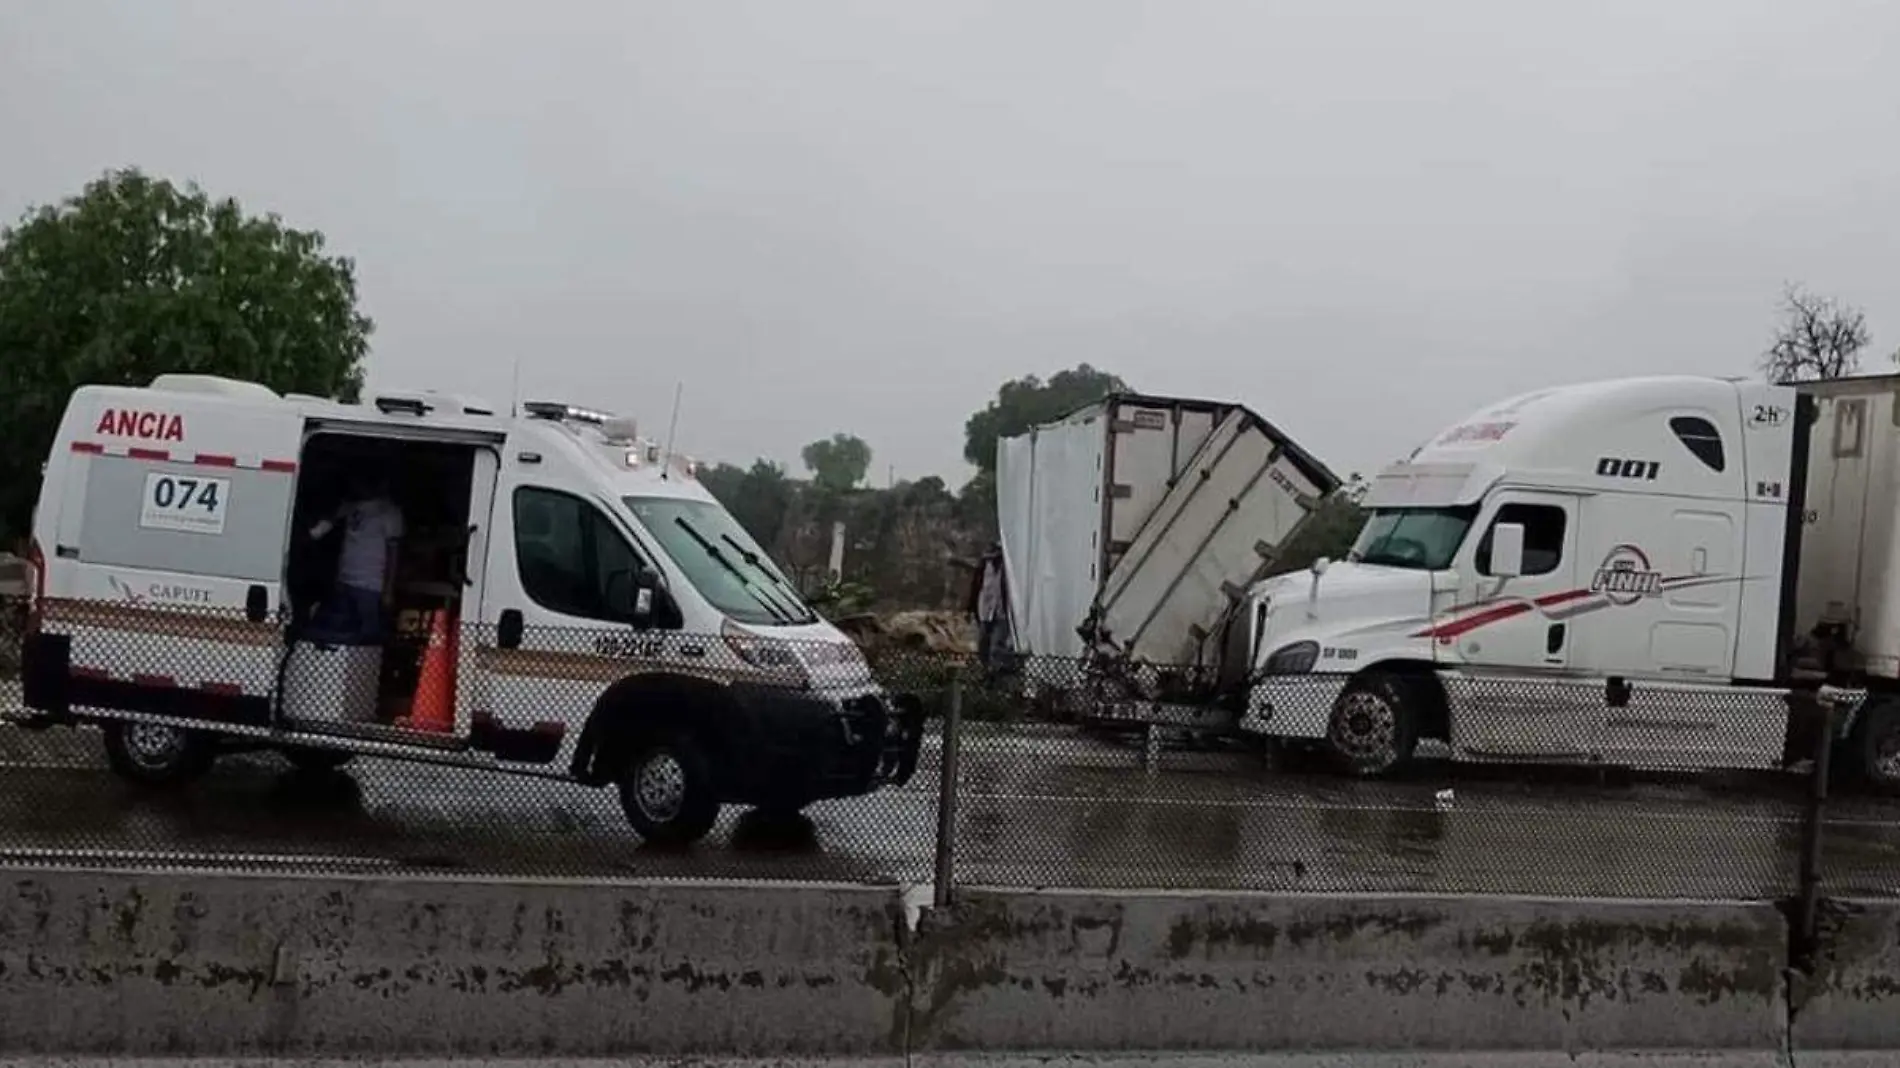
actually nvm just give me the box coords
[617,732,721,846]
[1325,673,1419,778]
[103,721,216,788]
[1851,699,1900,795]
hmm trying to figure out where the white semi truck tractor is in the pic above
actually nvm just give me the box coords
[1245,373,1900,787]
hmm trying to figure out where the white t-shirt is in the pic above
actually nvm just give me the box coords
[318,497,405,592]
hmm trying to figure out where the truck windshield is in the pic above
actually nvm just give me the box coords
[1349,506,1478,570]
[621,496,819,626]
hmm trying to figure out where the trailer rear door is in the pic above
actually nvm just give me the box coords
[1095,407,1334,666]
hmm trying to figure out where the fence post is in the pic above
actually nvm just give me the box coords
[1795,693,1837,965]
[932,675,964,909]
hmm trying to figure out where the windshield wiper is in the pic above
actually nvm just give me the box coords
[671,516,794,625]
[719,533,815,622]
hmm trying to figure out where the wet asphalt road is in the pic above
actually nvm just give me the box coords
[6,712,1900,899]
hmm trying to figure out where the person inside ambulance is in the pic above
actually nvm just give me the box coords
[305,469,405,645]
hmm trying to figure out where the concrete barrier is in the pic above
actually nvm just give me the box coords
[0,869,908,1057]
[1792,897,1900,1053]
[908,889,1788,1055]
[0,869,1801,1058]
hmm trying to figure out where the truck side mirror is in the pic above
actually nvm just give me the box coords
[1490,522,1526,578]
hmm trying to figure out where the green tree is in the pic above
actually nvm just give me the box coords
[962,362,1128,474]
[801,433,873,494]
[1272,473,1369,574]
[699,458,796,550]
[0,168,371,539]
[956,469,998,539]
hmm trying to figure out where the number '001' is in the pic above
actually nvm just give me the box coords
[1596,458,1660,481]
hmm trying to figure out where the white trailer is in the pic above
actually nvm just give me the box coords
[995,394,1340,712]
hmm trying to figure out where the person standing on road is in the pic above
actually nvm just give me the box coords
[307,469,405,645]
[967,542,1010,674]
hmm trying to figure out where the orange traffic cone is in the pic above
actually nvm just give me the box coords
[404,608,457,733]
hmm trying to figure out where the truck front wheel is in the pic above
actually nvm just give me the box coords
[1325,673,1419,778]
[103,720,216,788]
[616,732,721,846]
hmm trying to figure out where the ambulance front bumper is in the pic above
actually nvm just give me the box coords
[722,683,926,806]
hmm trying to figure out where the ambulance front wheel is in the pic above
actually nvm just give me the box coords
[103,721,216,788]
[617,732,721,846]
[1325,673,1420,778]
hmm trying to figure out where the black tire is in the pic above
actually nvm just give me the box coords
[1325,672,1420,778]
[616,732,721,846]
[1850,699,1900,795]
[282,746,356,773]
[102,720,217,788]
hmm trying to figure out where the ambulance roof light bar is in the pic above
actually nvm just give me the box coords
[522,401,616,425]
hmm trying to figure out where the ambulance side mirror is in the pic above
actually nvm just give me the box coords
[608,566,662,628]
[1490,522,1526,579]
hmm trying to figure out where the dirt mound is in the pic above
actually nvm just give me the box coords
[832,609,974,654]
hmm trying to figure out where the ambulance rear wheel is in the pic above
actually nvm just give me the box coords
[617,732,721,846]
[103,721,216,788]
[1326,673,1419,778]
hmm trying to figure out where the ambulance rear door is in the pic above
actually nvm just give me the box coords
[44,387,305,726]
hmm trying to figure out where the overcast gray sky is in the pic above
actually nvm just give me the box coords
[4,0,1898,485]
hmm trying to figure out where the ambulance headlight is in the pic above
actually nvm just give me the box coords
[1264,640,1320,675]
[720,619,812,688]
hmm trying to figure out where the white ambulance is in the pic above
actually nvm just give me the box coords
[1242,373,1900,787]
[17,375,923,844]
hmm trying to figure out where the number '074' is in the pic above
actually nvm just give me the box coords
[152,476,220,512]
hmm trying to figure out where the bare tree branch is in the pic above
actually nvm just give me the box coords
[1763,282,1869,382]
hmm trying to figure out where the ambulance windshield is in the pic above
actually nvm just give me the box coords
[622,496,818,627]
[1349,505,1479,570]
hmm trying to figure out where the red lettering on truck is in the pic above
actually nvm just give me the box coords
[94,409,185,442]
[1435,421,1516,446]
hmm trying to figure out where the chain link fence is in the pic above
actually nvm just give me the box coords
[0,594,1893,907]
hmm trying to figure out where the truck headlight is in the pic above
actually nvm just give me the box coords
[1264,640,1320,675]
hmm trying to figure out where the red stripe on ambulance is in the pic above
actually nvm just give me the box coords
[68,442,297,474]
[73,665,252,695]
